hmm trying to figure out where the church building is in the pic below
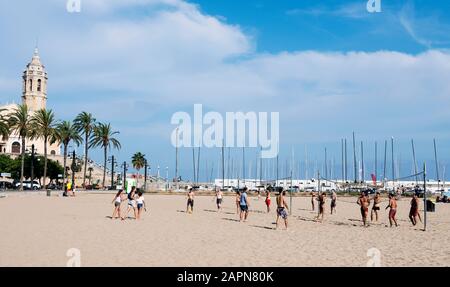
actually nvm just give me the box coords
[0,48,61,156]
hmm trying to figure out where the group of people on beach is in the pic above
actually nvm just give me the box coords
[111,186,146,220]
[110,184,423,229]
[356,191,422,227]
[230,186,290,229]
[309,189,422,227]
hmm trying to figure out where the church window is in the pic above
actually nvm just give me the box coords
[37,79,42,92]
[50,150,56,156]
[11,142,21,154]
[29,79,33,91]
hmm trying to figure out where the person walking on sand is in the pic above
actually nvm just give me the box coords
[276,189,289,230]
[216,189,223,211]
[316,192,326,222]
[371,192,381,222]
[386,193,398,227]
[235,190,241,215]
[409,193,422,226]
[187,188,195,214]
[357,191,370,226]
[126,186,137,219]
[330,191,337,214]
[136,191,146,220]
[311,192,316,211]
[265,188,272,213]
[111,190,124,220]
[239,187,250,222]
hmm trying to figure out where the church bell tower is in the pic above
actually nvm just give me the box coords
[22,47,47,111]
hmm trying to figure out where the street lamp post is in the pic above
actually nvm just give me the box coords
[144,159,148,191]
[71,150,76,190]
[166,166,169,192]
[108,155,115,190]
[121,161,129,191]
[30,144,35,186]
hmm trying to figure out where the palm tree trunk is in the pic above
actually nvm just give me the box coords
[43,136,48,189]
[136,169,140,187]
[63,143,68,190]
[102,146,107,188]
[83,133,88,187]
[20,137,25,191]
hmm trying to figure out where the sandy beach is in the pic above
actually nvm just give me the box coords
[0,191,449,267]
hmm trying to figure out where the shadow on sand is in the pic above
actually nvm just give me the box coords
[222,218,240,222]
[249,225,275,230]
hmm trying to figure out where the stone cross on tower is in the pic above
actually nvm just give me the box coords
[22,47,48,112]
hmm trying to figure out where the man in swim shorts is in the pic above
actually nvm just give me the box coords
[330,191,337,214]
[216,188,223,211]
[409,193,421,226]
[371,192,381,222]
[239,187,250,222]
[357,191,370,226]
[187,188,195,214]
[316,192,326,222]
[386,193,398,227]
[276,189,289,230]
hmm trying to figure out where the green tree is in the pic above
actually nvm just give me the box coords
[30,109,58,188]
[54,120,82,188]
[131,152,146,187]
[0,109,10,142]
[90,123,121,188]
[74,112,96,187]
[8,104,32,190]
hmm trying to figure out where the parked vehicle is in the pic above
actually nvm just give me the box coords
[47,183,62,190]
[0,181,14,189]
[14,180,41,190]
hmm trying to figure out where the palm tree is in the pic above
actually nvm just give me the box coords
[54,121,82,190]
[90,122,121,188]
[0,109,10,142]
[8,104,32,190]
[132,152,146,187]
[88,167,94,186]
[30,109,58,189]
[74,112,96,188]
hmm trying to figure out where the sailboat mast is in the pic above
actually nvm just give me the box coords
[411,139,418,183]
[353,132,357,183]
[434,138,440,191]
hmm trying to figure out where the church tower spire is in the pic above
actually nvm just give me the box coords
[22,47,47,111]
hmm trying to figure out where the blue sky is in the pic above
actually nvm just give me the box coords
[0,0,449,181]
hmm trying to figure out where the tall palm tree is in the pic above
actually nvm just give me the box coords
[74,112,96,188]
[88,167,94,186]
[8,104,32,190]
[54,121,82,190]
[90,123,121,188]
[30,109,58,189]
[0,109,10,142]
[131,152,146,187]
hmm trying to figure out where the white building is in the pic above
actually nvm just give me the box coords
[0,48,61,156]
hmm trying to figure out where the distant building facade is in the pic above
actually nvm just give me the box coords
[0,48,60,156]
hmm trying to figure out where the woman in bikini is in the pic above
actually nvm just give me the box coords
[265,189,271,213]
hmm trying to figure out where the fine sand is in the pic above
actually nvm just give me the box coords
[0,192,449,267]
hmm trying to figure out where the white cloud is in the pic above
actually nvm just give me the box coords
[1,0,450,149]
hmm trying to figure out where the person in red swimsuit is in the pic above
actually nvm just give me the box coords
[386,193,398,227]
[265,188,271,213]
